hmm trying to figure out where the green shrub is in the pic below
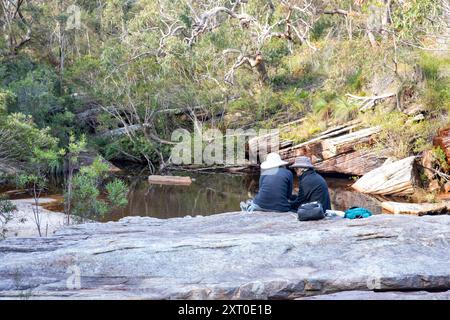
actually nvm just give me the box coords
[106,179,129,208]
[264,38,291,67]
[419,53,450,111]
[281,114,327,144]
[312,91,338,119]
[432,146,449,172]
[70,157,129,221]
[0,113,60,170]
[332,98,360,122]
[7,65,63,126]
[362,111,439,159]
[392,0,441,38]
[0,89,15,113]
[228,95,253,112]
[95,133,162,164]
[0,196,16,240]
[280,88,307,113]
[346,69,365,92]
[311,17,334,41]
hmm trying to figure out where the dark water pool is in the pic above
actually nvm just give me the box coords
[108,172,383,221]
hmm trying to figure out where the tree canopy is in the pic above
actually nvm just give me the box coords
[1,0,449,171]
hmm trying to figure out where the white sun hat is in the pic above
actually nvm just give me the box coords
[260,153,289,170]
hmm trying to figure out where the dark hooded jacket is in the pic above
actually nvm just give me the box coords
[254,167,293,212]
[290,169,331,211]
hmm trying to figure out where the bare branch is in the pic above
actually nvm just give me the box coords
[346,92,397,111]
[187,6,257,46]
[224,51,268,85]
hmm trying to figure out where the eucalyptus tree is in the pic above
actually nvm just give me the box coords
[0,0,32,56]
[66,0,449,171]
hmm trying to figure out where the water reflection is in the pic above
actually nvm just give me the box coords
[110,172,382,221]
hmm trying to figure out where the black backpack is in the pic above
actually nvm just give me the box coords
[297,202,325,222]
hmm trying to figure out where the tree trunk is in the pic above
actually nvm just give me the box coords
[65,166,73,225]
[381,0,392,39]
[255,59,269,84]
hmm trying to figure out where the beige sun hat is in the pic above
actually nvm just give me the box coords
[260,153,289,170]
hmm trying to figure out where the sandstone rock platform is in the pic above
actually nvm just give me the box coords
[0,212,449,299]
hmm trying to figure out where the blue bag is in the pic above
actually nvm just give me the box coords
[344,207,373,219]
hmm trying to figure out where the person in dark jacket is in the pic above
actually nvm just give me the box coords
[289,156,331,212]
[243,153,293,213]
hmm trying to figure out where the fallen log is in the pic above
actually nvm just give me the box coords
[99,125,142,138]
[148,175,193,186]
[315,149,385,176]
[352,156,418,196]
[247,118,309,153]
[248,132,293,155]
[382,201,448,216]
[321,127,381,159]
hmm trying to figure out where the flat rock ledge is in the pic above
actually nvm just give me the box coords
[0,212,449,300]
[299,290,450,300]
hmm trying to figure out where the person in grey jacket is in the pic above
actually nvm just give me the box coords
[290,156,331,212]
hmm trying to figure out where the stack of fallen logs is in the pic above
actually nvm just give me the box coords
[250,119,385,176]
